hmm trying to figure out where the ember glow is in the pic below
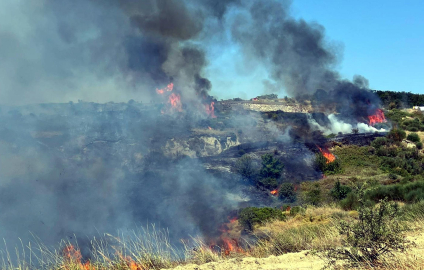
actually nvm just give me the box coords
[205,102,217,118]
[317,146,336,163]
[270,189,278,195]
[368,109,386,126]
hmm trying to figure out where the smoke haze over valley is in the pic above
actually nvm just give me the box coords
[0,0,394,260]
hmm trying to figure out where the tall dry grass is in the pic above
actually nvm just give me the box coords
[0,203,423,269]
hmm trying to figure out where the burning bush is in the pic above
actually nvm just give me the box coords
[315,152,342,175]
[238,207,285,231]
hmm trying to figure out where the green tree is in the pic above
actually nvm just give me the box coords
[259,154,284,179]
[235,154,256,180]
[330,180,352,201]
[278,183,296,202]
[301,182,322,206]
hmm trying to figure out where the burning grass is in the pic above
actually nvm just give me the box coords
[1,203,424,269]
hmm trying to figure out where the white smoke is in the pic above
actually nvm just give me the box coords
[308,113,387,135]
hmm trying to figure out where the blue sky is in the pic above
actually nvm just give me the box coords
[209,0,424,99]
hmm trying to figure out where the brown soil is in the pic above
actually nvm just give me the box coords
[164,251,324,270]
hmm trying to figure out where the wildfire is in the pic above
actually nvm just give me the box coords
[168,93,183,112]
[317,145,336,163]
[62,245,93,270]
[270,189,278,195]
[205,102,217,118]
[156,83,174,95]
[156,83,183,114]
[368,108,386,126]
[229,216,238,223]
[208,126,213,130]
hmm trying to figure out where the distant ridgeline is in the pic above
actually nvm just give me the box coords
[372,90,424,109]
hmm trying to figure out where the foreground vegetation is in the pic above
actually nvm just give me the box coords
[2,199,423,270]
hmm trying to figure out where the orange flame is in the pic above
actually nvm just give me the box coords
[368,109,386,126]
[229,217,238,223]
[205,102,217,118]
[317,146,336,163]
[208,126,213,130]
[62,245,94,270]
[156,83,174,95]
[168,93,183,112]
[270,189,278,195]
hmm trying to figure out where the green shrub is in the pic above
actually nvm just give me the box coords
[417,142,423,149]
[339,192,360,210]
[325,199,410,266]
[238,207,285,231]
[365,181,424,203]
[258,177,278,189]
[259,154,284,179]
[278,183,296,202]
[301,183,322,206]
[235,154,256,180]
[330,180,352,201]
[387,128,406,143]
[407,132,420,142]
[289,206,305,216]
[371,137,389,149]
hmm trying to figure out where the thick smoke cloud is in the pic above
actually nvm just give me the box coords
[230,0,341,97]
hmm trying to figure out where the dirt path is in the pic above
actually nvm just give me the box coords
[163,251,325,270]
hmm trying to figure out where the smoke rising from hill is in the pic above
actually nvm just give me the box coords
[0,0,387,258]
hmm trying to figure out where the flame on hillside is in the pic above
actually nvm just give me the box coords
[270,189,278,195]
[156,83,174,95]
[205,102,216,118]
[317,145,336,163]
[156,83,183,114]
[62,245,93,270]
[168,93,183,112]
[368,108,386,126]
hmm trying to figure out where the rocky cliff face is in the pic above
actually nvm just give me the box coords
[163,135,240,158]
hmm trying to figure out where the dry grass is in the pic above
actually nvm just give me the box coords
[1,204,423,269]
[247,205,349,258]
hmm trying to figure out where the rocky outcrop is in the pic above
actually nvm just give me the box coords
[163,135,240,158]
